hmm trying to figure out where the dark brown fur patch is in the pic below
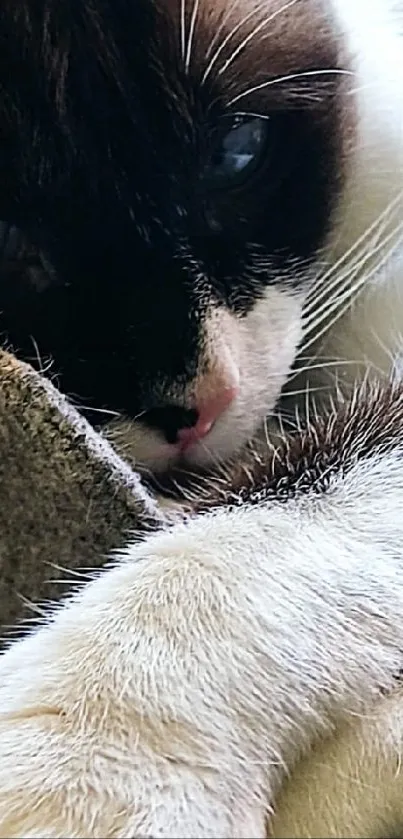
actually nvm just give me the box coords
[0,0,357,427]
[157,0,356,169]
[164,380,403,510]
[162,0,347,84]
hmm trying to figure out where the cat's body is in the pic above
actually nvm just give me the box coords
[0,0,403,836]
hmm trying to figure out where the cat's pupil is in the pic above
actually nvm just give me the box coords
[206,116,268,187]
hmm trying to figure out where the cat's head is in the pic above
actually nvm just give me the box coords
[0,0,366,472]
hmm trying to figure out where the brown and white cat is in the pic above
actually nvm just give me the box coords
[0,0,403,836]
[0,0,401,474]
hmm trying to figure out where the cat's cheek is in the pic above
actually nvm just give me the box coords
[199,288,304,452]
[184,286,304,467]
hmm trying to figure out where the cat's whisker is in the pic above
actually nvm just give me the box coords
[217,0,299,77]
[347,80,389,96]
[267,359,364,381]
[204,0,241,62]
[270,411,299,432]
[228,67,355,107]
[180,0,186,62]
[304,217,403,330]
[202,0,297,86]
[281,384,332,399]
[29,335,53,376]
[305,189,403,309]
[286,359,367,382]
[305,206,403,317]
[234,110,271,120]
[202,3,263,85]
[370,324,403,375]
[304,379,313,428]
[197,435,231,475]
[303,256,390,355]
[294,353,345,363]
[131,409,148,423]
[309,200,403,308]
[299,234,403,358]
[184,0,200,73]
[303,228,403,352]
[83,406,122,419]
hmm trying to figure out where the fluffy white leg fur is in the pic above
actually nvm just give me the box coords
[1,447,403,836]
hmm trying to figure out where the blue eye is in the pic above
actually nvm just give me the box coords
[205,116,268,188]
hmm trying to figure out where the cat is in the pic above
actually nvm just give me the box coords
[0,0,401,475]
[0,0,403,836]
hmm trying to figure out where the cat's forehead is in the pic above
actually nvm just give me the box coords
[148,0,345,93]
[119,0,352,185]
[118,0,353,223]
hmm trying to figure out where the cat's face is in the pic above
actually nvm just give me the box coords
[0,0,354,472]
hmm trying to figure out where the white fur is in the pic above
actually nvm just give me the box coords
[2,446,403,836]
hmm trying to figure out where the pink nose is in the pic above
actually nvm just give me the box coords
[177,385,238,452]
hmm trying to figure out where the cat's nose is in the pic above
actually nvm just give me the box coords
[178,354,240,449]
[177,385,237,451]
[143,405,199,446]
[142,366,239,449]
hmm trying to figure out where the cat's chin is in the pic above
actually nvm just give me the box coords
[100,415,247,477]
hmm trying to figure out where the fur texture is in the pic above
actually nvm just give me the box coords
[0,0,403,835]
[0,0,401,474]
[2,383,403,836]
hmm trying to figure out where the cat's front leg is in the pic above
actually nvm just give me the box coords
[1,445,403,837]
[0,513,275,838]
